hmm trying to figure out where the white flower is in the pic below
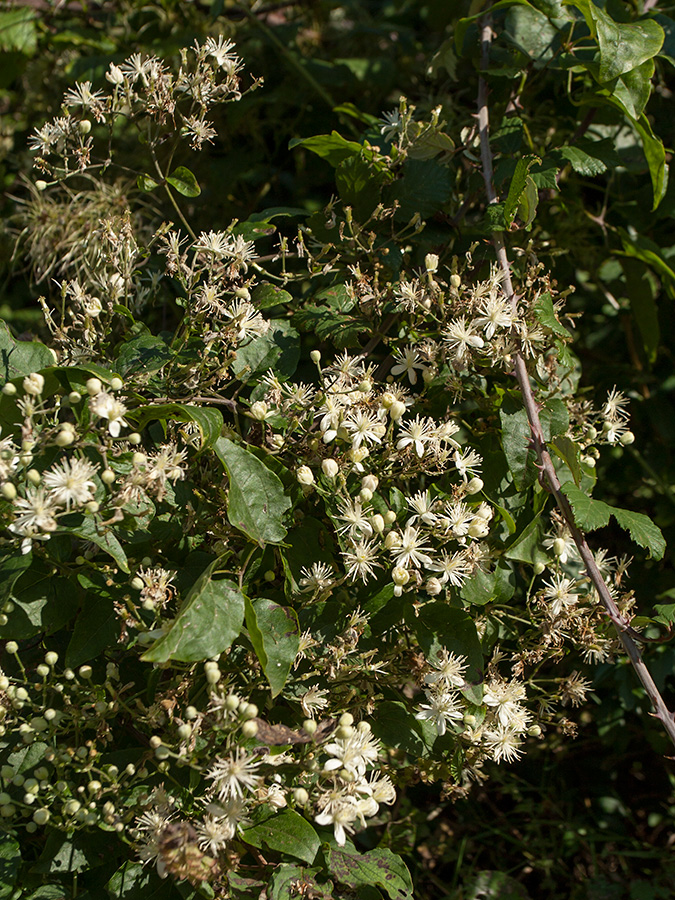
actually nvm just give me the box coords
[345,410,386,449]
[336,498,373,539]
[406,490,437,527]
[89,392,128,438]
[10,488,60,535]
[379,109,401,141]
[473,294,514,339]
[453,448,482,481]
[296,465,315,486]
[323,730,381,778]
[424,650,468,690]
[443,316,484,362]
[299,563,335,593]
[207,750,262,800]
[390,346,425,385]
[204,35,241,71]
[195,814,235,855]
[415,686,464,736]
[314,791,358,846]
[484,724,524,763]
[541,574,578,617]
[42,457,98,510]
[391,525,433,569]
[483,680,527,728]
[396,415,434,457]
[343,539,381,582]
[429,551,471,587]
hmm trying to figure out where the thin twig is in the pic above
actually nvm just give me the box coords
[477,15,675,748]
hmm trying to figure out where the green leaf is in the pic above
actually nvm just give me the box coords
[106,862,175,900]
[506,6,560,64]
[385,159,453,222]
[0,832,21,900]
[166,166,201,197]
[504,517,545,564]
[550,434,582,485]
[335,155,384,219]
[241,810,319,864]
[460,567,497,607]
[557,144,607,176]
[504,156,540,227]
[653,604,675,627]
[371,700,437,755]
[500,396,537,490]
[617,228,675,300]
[560,482,612,530]
[231,320,300,382]
[251,283,293,310]
[541,398,569,439]
[612,507,665,561]
[565,0,664,82]
[136,174,159,192]
[116,330,173,376]
[68,515,129,573]
[0,552,33,604]
[289,132,365,167]
[633,114,669,211]
[534,291,571,339]
[0,8,37,54]
[456,0,535,55]
[0,321,54,382]
[0,564,79,640]
[143,562,245,663]
[66,574,119,667]
[215,438,290,546]
[620,258,659,364]
[464,870,530,900]
[268,865,333,900]
[323,846,413,900]
[130,403,223,450]
[610,58,654,120]
[244,597,299,696]
[416,605,483,704]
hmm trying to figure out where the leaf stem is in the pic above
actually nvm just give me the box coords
[477,14,675,749]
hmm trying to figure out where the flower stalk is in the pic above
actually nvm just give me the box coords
[477,14,675,749]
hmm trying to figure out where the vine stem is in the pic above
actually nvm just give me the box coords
[477,16,675,749]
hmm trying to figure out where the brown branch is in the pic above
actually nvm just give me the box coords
[477,15,675,749]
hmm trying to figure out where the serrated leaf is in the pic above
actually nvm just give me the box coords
[0,832,21,900]
[550,434,582,485]
[0,563,78,640]
[268,865,333,900]
[231,320,300,382]
[323,846,413,900]
[612,507,665,560]
[534,291,571,338]
[244,597,299,696]
[385,159,453,221]
[241,810,319,864]
[455,0,536,55]
[504,155,540,227]
[215,438,290,546]
[166,166,201,197]
[500,396,537,490]
[0,8,37,54]
[560,482,612,530]
[557,144,607,176]
[504,517,544,565]
[142,562,245,663]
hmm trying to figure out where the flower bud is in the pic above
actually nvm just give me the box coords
[296,466,314,486]
[370,514,385,533]
[450,273,462,289]
[241,720,258,738]
[1,383,17,396]
[389,400,406,421]
[250,401,268,421]
[361,474,378,493]
[303,719,318,735]
[425,253,439,273]
[321,458,339,478]
[54,430,75,447]
[78,119,92,134]
[425,577,443,595]
[1,483,16,501]
[620,431,635,446]
[110,377,124,391]
[552,538,567,558]
[293,787,309,805]
[68,391,82,404]
[23,373,44,396]
[85,377,102,396]
[359,488,373,503]
[392,566,409,586]
[35,180,48,192]
[384,531,402,550]
[465,477,484,495]
[101,469,115,485]
[310,350,321,364]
